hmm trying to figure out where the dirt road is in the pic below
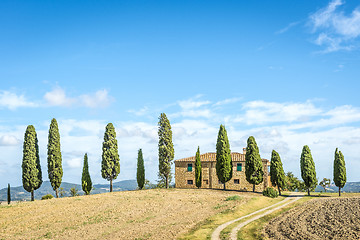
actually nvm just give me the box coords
[211,193,303,240]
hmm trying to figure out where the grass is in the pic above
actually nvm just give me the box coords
[225,195,241,201]
[0,188,248,240]
[179,194,285,240]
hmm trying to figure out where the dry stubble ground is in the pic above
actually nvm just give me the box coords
[0,188,254,240]
[263,197,360,240]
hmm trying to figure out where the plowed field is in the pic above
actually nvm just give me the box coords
[263,197,360,240]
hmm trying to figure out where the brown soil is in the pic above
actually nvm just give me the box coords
[0,188,252,240]
[263,197,360,240]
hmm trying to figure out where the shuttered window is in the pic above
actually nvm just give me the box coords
[187,163,192,172]
[237,163,242,171]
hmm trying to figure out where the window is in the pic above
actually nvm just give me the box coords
[268,166,270,173]
[203,179,209,184]
[187,163,193,172]
[237,163,242,171]
[234,179,240,184]
[187,180,193,185]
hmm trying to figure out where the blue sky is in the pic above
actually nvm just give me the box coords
[1,0,360,190]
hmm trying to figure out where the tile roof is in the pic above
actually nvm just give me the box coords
[175,152,246,162]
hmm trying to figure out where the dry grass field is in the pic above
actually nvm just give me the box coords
[0,188,258,240]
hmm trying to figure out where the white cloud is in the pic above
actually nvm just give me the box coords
[44,87,114,108]
[213,97,242,106]
[0,91,38,110]
[0,135,20,146]
[235,100,323,125]
[309,0,360,52]
[66,157,82,168]
[178,99,211,110]
[80,89,114,108]
[276,21,301,34]
[44,86,75,107]
[128,106,150,116]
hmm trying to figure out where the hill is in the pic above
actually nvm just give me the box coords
[0,188,254,240]
[315,182,360,193]
[0,180,137,201]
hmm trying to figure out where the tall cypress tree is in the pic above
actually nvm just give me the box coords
[245,136,264,192]
[47,118,63,198]
[216,125,232,190]
[22,125,42,201]
[270,150,286,196]
[137,149,145,190]
[158,113,174,189]
[82,153,92,195]
[334,148,346,196]
[195,146,202,189]
[101,123,120,192]
[7,183,11,205]
[300,145,317,196]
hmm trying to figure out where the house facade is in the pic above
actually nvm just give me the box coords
[175,148,271,191]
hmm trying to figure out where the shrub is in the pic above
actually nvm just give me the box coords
[70,187,79,197]
[262,187,279,198]
[41,194,54,200]
[225,195,241,201]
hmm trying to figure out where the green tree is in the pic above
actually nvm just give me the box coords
[59,187,65,197]
[137,149,145,189]
[47,118,63,198]
[158,113,174,189]
[216,125,232,190]
[334,148,346,196]
[82,153,92,195]
[319,178,331,193]
[70,187,79,197]
[7,183,11,205]
[195,146,202,188]
[270,150,286,196]
[101,123,120,192]
[22,125,42,201]
[245,136,264,192]
[300,145,317,196]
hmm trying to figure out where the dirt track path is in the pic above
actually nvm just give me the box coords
[211,193,304,240]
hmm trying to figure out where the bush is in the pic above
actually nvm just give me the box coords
[41,194,54,200]
[225,195,241,201]
[262,187,279,198]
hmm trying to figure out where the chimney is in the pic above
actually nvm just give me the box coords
[243,148,246,154]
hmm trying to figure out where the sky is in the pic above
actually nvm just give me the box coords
[1,0,360,190]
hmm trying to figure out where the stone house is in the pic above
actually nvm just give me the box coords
[174,148,271,191]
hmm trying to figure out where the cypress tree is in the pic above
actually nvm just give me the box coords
[195,146,202,189]
[270,150,286,196]
[22,125,42,201]
[101,123,120,192]
[47,118,63,198]
[300,145,317,196]
[7,183,11,205]
[82,153,92,195]
[137,149,145,189]
[245,136,264,192]
[334,148,346,196]
[158,113,174,189]
[216,125,232,190]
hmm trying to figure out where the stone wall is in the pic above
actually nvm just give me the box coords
[175,160,270,192]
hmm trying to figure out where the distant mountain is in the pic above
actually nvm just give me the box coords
[0,180,138,201]
[315,182,360,193]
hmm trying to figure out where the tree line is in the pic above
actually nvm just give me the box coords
[17,112,346,201]
[194,125,346,196]
[19,113,174,201]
